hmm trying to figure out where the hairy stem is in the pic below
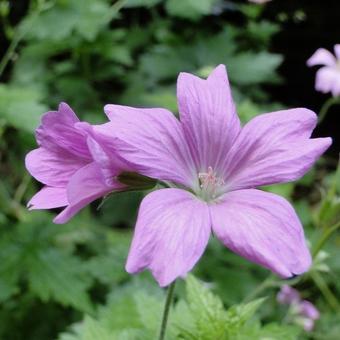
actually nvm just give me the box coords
[311,271,340,311]
[242,275,275,303]
[158,281,176,340]
[318,96,340,124]
[312,220,340,258]
[243,274,303,303]
[0,1,47,77]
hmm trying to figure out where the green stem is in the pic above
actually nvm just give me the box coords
[158,281,176,340]
[110,0,128,16]
[317,158,340,228]
[318,96,340,124]
[242,275,275,303]
[243,273,303,303]
[312,220,340,258]
[0,0,49,78]
[311,271,340,311]
[13,173,31,203]
[0,24,25,77]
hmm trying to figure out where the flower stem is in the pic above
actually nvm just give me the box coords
[0,0,50,78]
[311,271,340,311]
[312,220,340,258]
[158,281,176,340]
[243,274,303,303]
[242,275,275,303]
[318,96,340,124]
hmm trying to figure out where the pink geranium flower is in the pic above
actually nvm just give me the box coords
[25,103,131,223]
[97,65,331,286]
[307,45,340,97]
[299,300,320,331]
[277,285,300,305]
[277,285,320,332]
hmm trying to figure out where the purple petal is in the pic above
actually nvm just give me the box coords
[210,189,312,277]
[299,300,320,320]
[76,121,134,185]
[126,188,211,287]
[334,44,340,60]
[25,147,87,187]
[307,48,336,67]
[222,108,331,189]
[28,186,68,210]
[177,64,241,172]
[36,102,91,159]
[102,105,195,187]
[277,285,300,305]
[302,319,315,332]
[315,67,340,97]
[54,162,123,224]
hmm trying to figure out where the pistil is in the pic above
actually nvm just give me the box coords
[198,166,224,201]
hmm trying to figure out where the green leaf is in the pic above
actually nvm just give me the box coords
[264,183,294,199]
[27,0,112,42]
[99,191,143,226]
[27,248,93,312]
[0,244,21,302]
[246,21,280,46]
[228,52,283,85]
[86,248,129,285]
[186,275,228,339]
[0,85,47,132]
[74,0,113,41]
[82,316,112,340]
[166,0,218,20]
[226,298,265,329]
[125,0,162,7]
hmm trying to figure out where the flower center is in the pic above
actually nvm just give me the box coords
[198,166,224,201]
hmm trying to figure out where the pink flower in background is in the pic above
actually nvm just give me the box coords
[277,285,320,332]
[307,45,340,97]
[299,300,320,320]
[99,64,331,287]
[277,285,300,305]
[298,299,320,331]
[25,103,132,224]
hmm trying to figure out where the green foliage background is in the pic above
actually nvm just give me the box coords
[0,0,339,339]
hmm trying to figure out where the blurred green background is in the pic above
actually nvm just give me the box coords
[0,1,339,339]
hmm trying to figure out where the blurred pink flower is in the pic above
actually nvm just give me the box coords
[100,64,331,286]
[277,286,320,332]
[299,300,320,320]
[25,103,131,223]
[299,300,320,331]
[307,45,340,97]
[277,285,300,305]
[298,300,320,332]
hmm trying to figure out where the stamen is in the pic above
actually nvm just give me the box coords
[198,166,224,200]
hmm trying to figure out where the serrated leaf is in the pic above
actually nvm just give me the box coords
[0,85,47,132]
[134,291,163,336]
[27,249,93,312]
[74,0,113,41]
[27,0,112,42]
[166,0,218,20]
[186,275,228,339]
[82,316,113,340]
[246,21,280,46]
[226,298,265,327]
[228,52,283,85]
[0,239,25,302]
[86,247,129,285]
